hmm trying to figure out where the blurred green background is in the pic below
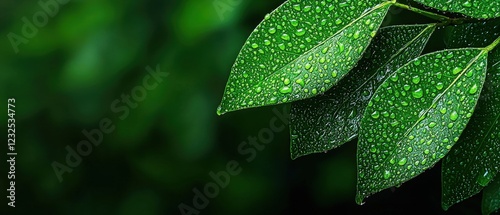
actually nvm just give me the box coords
[0,0,488,214]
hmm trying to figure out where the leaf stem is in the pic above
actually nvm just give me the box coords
[485,36,500,52]
[392,2,450,22]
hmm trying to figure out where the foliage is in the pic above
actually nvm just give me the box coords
[218,0,500,213]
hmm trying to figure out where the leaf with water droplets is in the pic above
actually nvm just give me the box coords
[444,19,500,49]
[217,0,393,115]
[414,0,500,19]
[483,175,500,215]
[356,49,489,204]
[289,24,436,159]
[442,51,500,210]
[441,20,500,211]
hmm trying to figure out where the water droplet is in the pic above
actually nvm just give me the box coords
[383,170,391,179]
[295,79,305,87]
[278,43,285,50]
[412,76,421,84]
[414,59,421,66]
[319,57,326,64]
[390,74,399,82]
[284,78,291,85]
[452,67,463,75]
[216,106,222,115]
[477,169,493,187]
[281,34,290,41]
[331,70,338,78]
[255,86,262,93]
[450,111,459,121]
[469,84,478,94]
[353,31,360,39]
[446,52,454,59]
[398,158,407,166]
[295,29,306,36]
[280,86,292,94]
[322,47,329,54]
[371,111,380,119]
[436,82,444,90]
[268,28,276,34]
[462,1,472,7]
[412,88,424,99]
[337,42,345,53]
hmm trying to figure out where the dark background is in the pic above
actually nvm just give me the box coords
[0,0,488,214]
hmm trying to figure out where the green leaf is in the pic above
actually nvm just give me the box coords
[217,0,392,115]
[444,19,500,49]
[441,50,500,210]
[483,175,500,215]
[289,24,436,160]
[441,19,500,211]
[356,49,489,204]
[414,0,500,19]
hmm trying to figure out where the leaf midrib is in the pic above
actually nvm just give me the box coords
[457,63,500,187]
[350,25,435,99]
[242,1,393,94]
[377,49,486,174]
[325,24,435,139]
[443,112,500,208]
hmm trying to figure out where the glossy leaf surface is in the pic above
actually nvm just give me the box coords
[483,175,500,215]
[414,0,500,19]
[217,0,391,115]
[441,19,500,210]
[357,49,488,203]
[289,24,435,159]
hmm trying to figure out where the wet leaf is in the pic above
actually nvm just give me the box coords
[217,0,392,115]
[444,19,500,49]
[442,51,500,210]
[441,19,500,210]
[356,49,489,204]
[289,24,436,159]
[483,175,500,215]
[414,0,500,19]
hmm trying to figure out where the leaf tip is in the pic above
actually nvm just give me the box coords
[355,193,366,205]
[216,105,225,116]
[442,203,451,211]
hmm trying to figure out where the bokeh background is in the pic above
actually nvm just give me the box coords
[0,0,489,214]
